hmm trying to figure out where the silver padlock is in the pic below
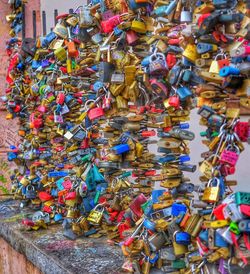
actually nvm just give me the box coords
[223,203,244,222]
[148,231,168,252]
[180,7,192,23]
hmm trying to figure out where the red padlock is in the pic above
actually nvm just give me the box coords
[235,121,249,142]
[168,95,180,108]
[101,15,121,33]
[220,164,235,176]
[129,194,147,217]
[141,130,156,137]
[80,138,89,149]
[56,92,65,105]
[197,13,211,27]
[38,192,53,202]
[213,203,226,220]
[88,107,104,120]
[33,118,43,129]
[43,205,52,213]
[14,105,21,112]
[166,53,177,69]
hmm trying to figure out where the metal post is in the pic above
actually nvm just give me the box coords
[32,10,37,39]
[42,11,46,36]
[22,4,26,39]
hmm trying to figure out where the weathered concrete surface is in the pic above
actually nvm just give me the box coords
[0,199,124,274]
[0,237,42,274]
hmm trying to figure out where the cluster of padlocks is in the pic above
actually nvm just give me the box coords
[3,0,250,273]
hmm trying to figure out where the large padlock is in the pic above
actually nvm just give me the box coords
[202,179,220,203]
[88,107,104,121]
[79,6,93,27]
[149,53,168,75]
[87,204,104,224]
[220,144,240,167]
[180,7,192,23]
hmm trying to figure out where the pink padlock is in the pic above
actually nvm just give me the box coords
[88,107,104,120]
[168,95,180,109]
[37,105,47,113]
[126,30,139,45]
[220,145,239,166]
[56,93,65,105]
[235,121,249,142]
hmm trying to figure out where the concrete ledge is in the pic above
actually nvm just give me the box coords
[0,199,123,274]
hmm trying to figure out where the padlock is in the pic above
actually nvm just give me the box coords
[25,184,36,199]
[180,7,192,23]
[87,204,104,224]
[54,47,67,61]
[148,232,168,252]
[79,6,93,27]
[88,107,104,120]
[149,53,168,75]
[131,18,146,33]
[126,30,139,45]
[173,235,188,256]
[223,203,244,222]
[202,179,220,203]
[220,145,240,167]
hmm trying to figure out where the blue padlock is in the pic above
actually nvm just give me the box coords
[111,144,130,154]
[171,203,187,216]
[219,66,240,77]
[143,219,156,231]
[45,31,57,44]
[128,0,148,10]
[92,81,104,92]
[215,231,228,247]
[169,65,181,85]
[51,188,58,197]
[54,213,63,222]
[7,152,17,161]
[175,231,191,245]
[141,55,152,67]
[179,155,190,163]
[149,253,159,264]
[56,178,65,191]
[32,60,41,69]
[48,171,69,177]
[153,5,169,16]
[196,42,215,54]
[113,26,123,36]
[182,57,194,66]
[152,189,165,203]
[164,0,178,15]
[179,123,189,129]
[176,86,192,101]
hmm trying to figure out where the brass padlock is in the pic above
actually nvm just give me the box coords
[202,179,220,203]
[87,204,104,224]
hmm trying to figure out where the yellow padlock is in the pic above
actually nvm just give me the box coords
[182,44,199,63]
[131,19,147,33]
